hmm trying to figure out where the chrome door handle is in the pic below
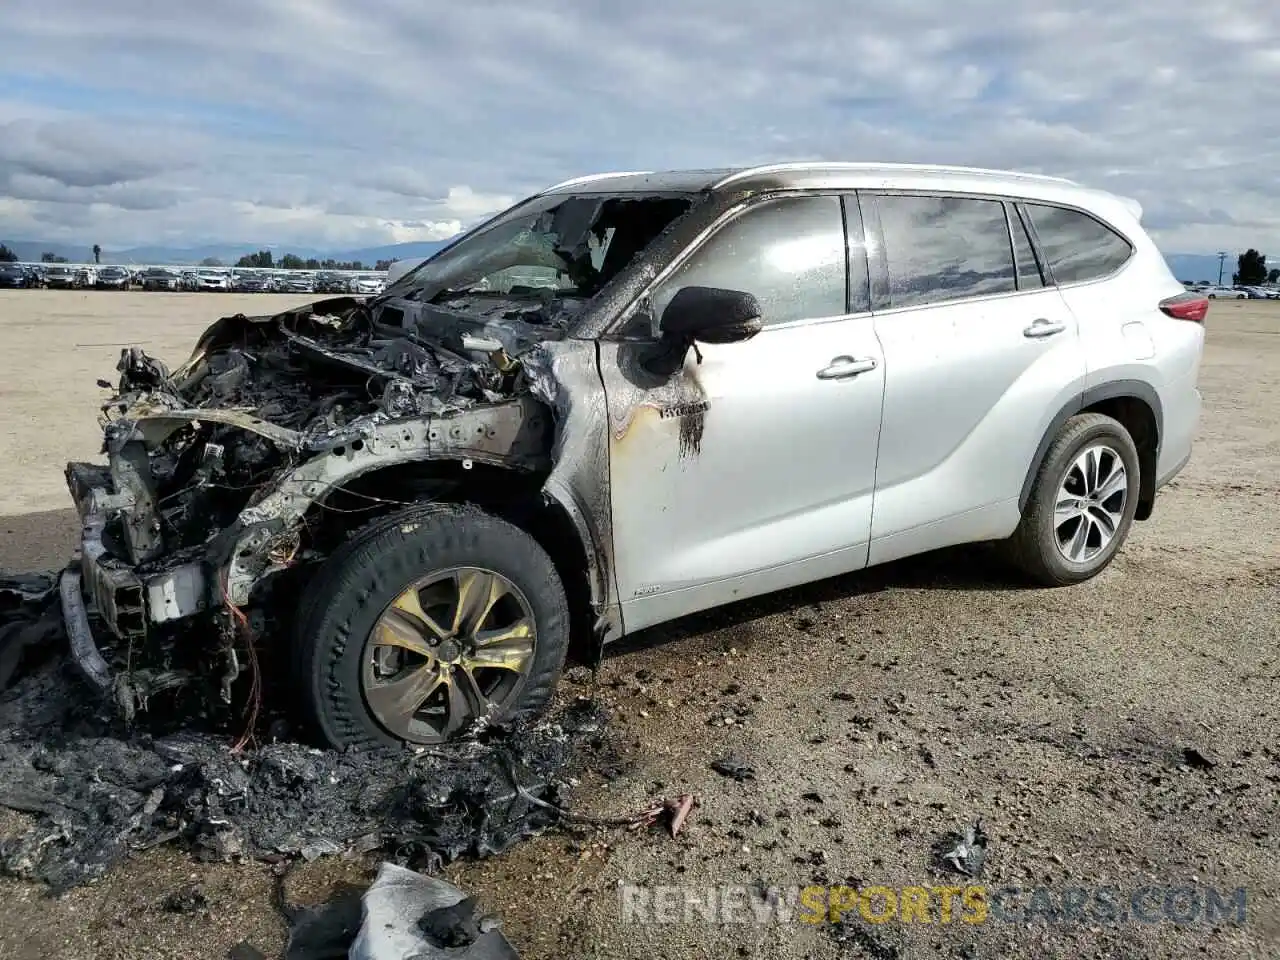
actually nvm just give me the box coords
[1023,318,1066,338]
[817,356,878,380]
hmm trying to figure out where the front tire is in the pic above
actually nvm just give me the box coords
[1005,413,1140,586]
[295,502,569,749]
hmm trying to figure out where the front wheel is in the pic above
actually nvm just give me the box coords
[1004,413,1140,586]
[294,503,570,749]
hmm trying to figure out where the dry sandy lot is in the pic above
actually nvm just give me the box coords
[0,290,1278,959]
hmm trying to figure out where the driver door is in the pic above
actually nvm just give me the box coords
[599,194,888,633]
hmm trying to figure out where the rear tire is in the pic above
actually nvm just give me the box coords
[294,502,570,749]
[1005,413,1140,586]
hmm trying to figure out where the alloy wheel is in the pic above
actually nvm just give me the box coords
[1053,443,1128,564]
[360,566,536,743]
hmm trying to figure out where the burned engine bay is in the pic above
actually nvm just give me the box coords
[63,293,588,722]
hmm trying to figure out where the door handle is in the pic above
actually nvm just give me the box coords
[817,356,878,380]
[1023,318,1066,338]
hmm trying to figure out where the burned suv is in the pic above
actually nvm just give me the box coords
[62,163,1204,748]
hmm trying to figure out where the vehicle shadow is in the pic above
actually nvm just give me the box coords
[0,507,80,572]
[603,542,1031,659]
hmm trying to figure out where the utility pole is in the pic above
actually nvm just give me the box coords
[1217,251,1228,286]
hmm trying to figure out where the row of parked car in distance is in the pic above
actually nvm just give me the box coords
[1181,279,1280,300]
[0,262,388,295]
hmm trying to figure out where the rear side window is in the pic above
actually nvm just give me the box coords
[1023,204,1133,284]
[652,195,846,328]
[872,195,1017,309]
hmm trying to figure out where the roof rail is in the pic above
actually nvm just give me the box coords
[712,162,1078,189]
[542,171,654,192]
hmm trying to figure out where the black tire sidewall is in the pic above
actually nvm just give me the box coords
[296,504,569,749]
[1034,418,1140,581]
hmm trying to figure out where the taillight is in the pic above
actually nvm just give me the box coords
[1159,292,1209,323]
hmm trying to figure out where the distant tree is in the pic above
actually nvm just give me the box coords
[279,254,306,270]
[92,244,101,264]
[375,259,394,271]
[1269,268,1279,284]
[200,257,224,267]
[0,244,17,262]
[40,251,68,263]
[1234,249,1267,287]
[236,250,274,268]
[304,257,320,270]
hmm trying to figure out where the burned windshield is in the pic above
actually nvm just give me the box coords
[383,193,697,303]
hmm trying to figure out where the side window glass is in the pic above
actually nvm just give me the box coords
[1010,204,1044,290]
[652,196,846,329]
[874,195,1017,309]
[1024,204,1133,284]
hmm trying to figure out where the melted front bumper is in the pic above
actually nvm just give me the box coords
[64,461,210,642]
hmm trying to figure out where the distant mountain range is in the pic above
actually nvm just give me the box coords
[1,239,455,267]
[0,238,1258,282]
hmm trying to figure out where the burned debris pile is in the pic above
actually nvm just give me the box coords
[0,573,603,893]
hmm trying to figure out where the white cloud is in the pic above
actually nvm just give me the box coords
[0,0,1276,253]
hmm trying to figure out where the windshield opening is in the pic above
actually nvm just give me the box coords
[382,192,697,304]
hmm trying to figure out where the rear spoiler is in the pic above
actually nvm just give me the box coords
[1118,195,1143,221]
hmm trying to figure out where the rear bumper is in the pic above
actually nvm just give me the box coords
[1156,375,1201,490]
[1157,448,1192,489]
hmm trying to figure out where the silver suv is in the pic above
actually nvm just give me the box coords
[63,163,1205,749]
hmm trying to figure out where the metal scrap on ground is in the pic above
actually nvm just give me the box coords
[228,863,518,960]
[937,819,989,878]
[710,756,756,781]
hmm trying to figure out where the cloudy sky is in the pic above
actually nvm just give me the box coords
[0,0,1277,253]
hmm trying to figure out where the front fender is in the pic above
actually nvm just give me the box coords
[221,398,550,604]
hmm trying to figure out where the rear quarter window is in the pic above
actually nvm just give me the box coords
[1024,203,1133,285]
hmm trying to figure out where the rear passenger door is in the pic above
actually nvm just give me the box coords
[862,193,1086,564]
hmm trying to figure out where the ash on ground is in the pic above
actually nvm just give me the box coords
[0,572,607,893]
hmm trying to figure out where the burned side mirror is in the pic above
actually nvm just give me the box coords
[638,286,765,378]
[658,286,764,345]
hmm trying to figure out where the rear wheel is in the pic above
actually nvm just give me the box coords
[295,503,570,749]
[1005,413,1140,586]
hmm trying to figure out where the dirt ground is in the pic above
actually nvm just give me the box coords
[0,290,1277,960]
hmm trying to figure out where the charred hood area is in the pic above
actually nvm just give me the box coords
[105,295,572,547]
